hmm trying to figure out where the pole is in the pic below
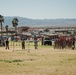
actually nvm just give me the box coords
[12,31,14,52]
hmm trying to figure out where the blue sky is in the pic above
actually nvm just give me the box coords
[0,0,76,19]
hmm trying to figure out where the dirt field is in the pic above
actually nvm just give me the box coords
[0,46,76,75]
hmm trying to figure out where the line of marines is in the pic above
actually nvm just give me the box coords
[54,35,75,50]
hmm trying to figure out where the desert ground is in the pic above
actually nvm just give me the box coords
[0,42,76,75]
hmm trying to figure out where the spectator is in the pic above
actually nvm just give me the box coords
[6,38,9,49]
[22,40,25,49]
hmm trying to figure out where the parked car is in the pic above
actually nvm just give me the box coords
[43,37,52,46]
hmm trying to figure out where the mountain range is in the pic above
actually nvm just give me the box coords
[3,16,76,27]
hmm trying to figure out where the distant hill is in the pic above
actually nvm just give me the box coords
[2,16,76,27]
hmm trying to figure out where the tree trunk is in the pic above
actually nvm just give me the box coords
[0,22,2,45]
[15,26,17,41]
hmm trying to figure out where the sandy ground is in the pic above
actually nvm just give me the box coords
[0,46,76,75]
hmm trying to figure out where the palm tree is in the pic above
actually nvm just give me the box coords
[12,18,19,41]
[5,25,8,38]
[0,15,4,45]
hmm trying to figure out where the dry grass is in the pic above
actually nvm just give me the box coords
[0,45,76,75]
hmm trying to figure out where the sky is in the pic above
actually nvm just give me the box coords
[0,0,76,19]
